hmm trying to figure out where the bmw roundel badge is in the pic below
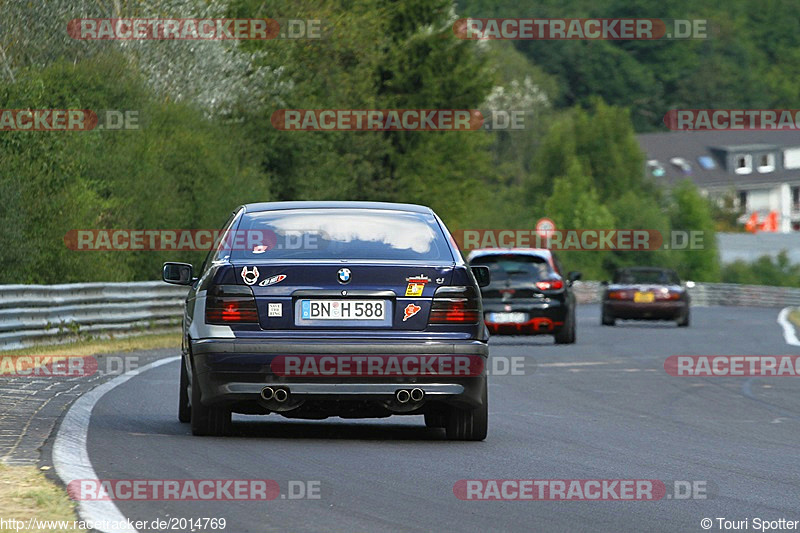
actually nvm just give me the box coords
[337,268,351,284]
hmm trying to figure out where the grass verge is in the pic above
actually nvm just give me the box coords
[2,332,181,358]
[0,332,181,376]
[789,309,800,330]
[1,332,181,529]
[0,464,86,533]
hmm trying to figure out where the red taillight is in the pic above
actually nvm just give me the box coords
[206,285,259,324]
[535,279,564,291]
[657,291,682,301]
[429,286,480,324]
[608,290,629,300]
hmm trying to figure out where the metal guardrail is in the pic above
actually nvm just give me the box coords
[0,280,798,351]
[0,281,188,351]
[572,281,800,308]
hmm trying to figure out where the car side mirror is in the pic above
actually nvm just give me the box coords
[471,266,491,288]
[600,280,609,286]
[685,280,696,288]
[567,271,582,284]
[163,262,194,286]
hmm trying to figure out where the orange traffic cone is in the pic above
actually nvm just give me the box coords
[760,211,778,232]
[744,212,759,233]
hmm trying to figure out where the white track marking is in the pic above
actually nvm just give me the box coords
[777,307,800,346]
[53,356,180,533]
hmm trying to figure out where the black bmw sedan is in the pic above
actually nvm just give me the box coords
[163,201,490,440]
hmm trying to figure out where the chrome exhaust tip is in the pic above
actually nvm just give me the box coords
[410,388,425,402]
[396,389,410,403]
[260,387,275,401]
[274,388,289,403]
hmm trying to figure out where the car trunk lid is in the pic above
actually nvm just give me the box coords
[230,261,454,330]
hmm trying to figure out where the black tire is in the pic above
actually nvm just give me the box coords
[445,380,488,441]
[424,410,446,428]
[677,308,690,327]
[190,363,231,436]
[554,309,576,344]
[601,308,615,326]
[178,355,191,423]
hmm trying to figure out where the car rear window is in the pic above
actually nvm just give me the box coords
[229,208,454,261]
[614,269,680,284]
[470,254,553,282]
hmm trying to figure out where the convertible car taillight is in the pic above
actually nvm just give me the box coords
[535,279,563,291]
[655,290,682,301]
[607,290,630,300]
[429,286,480,324]
[206,285,258,324]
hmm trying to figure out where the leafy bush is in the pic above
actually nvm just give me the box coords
[721,252,800,287]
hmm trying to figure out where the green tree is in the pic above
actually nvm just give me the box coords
[721,252,800,288]
[526,100,646,206]
[543,159,615,279]
[234,0,499,226]
[603,190,673,274]
[0,52,271,283]
[668,180,719,281]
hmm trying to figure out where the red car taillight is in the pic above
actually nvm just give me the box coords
[607,290,629,300]
[206,285,259,324]
[429,286,480,324]
[535,279,564,291]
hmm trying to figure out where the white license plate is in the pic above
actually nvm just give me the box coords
[488,312,527,323]
[300,300,386,320]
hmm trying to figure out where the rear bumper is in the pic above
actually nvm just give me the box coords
[603,300,687,320]
[190,338,487,409]
[223,382,464,398]
[482,298,567,335]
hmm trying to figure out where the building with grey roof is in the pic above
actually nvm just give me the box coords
[637,130,800,233]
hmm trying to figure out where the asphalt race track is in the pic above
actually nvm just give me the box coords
[62,305,800,532]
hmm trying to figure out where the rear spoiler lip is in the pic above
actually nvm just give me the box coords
[290,290,396,298]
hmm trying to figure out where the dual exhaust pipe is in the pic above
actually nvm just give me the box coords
[395,388,425,404]
[262,386,424,405]
[260,386,289,403]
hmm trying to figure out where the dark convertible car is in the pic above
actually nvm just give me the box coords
[601,267,691,327]
[467,248,580,344]
[162,201,490,440]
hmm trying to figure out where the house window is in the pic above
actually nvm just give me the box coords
[784,148,800,169]
[735,154,752,174]
[792,186,800,211]
[697,156,716,169]
[646,159,665,177]
[738,190,748,209]
[669,157,692,174]
[757,153,775,173]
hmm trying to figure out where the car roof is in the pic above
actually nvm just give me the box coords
[467,248,553,261]
[241,201,433,214]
